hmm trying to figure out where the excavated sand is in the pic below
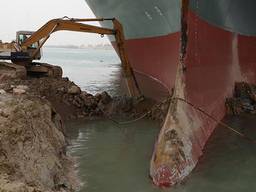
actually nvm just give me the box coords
[0,93,78,192]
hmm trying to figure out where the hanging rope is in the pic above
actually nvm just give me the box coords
[103,96,256,144]
[101,97,171,125]
[175,97,256,144]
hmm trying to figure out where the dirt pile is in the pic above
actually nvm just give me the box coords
[0,76,115,120]
[0,62,168,123]
[0,62,26,81]
[0,93,78,192]
[0,61,168,192]
[226,82,256,115]
[1,76,165,123]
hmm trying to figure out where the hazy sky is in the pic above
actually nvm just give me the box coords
[0,0,109,45]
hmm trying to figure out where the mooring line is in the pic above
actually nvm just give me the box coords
[175,97,256,144]
[101,97,171,126]
[103,96,256,144]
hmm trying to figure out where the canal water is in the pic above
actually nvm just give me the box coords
[43,47,256,192]
[41,46,122,95]
[66,115,256,192]
[66,119,160,192]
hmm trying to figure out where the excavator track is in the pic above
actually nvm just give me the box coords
[0,61,62,80]
[26,62,63,78]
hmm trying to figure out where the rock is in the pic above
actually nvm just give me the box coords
[226,82,256,115]
[13,88,26,95]
[16,85,29,91]
[234,82,250,98]
[73,95,84,108]
[0,108,9,118]
[107,96,133,115]
[63,77,69,81]
[100,91,112,104]
[0,89,6,94]
[73,100,82,108]
[84,97,98,109]
[121,97,134,112]
[94,93,102,102]
[77,114,85,119]
[241,99,254,112]
[94,108,103,116]
[97,101,105,111]
[80,92,89,101]
[0,62,27,80]
[68,114,76,120]
[68,85,81,95]
[226,98,243,115]
[57,87,66,92]
[80,91,88,96]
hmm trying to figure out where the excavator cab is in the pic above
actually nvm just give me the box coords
[16,31,41,60]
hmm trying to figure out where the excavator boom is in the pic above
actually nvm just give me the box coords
[22,18,115,47]
[17,17,142,97]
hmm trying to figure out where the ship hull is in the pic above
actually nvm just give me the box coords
[151,9,256,186]
[85,0,256,187]
[117,32,180,100]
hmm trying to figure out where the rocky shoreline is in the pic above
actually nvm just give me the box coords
[1,77,114,121]
[226,82,256,115]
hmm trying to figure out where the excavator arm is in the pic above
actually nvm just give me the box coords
[21,17,142,97]
[22,18,115,47]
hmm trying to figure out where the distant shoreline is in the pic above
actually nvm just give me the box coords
[45,44,113,50]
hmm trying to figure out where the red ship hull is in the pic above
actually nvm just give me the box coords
[150,10,256,186]
[113,33,180,100]
[111,9,256,187]
[85,0,256,187]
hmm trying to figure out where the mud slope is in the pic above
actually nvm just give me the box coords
[0,93,78,192]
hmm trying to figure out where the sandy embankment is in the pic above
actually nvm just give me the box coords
[0,93,78,192]
[0,61,168,191]
[0,62,113,192]
[0,61,122,191]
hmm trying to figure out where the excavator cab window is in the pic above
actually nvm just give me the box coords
[18,34,27,44]
[17,33,39,49]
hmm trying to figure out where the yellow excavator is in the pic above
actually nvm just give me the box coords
[0,17,141,97]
